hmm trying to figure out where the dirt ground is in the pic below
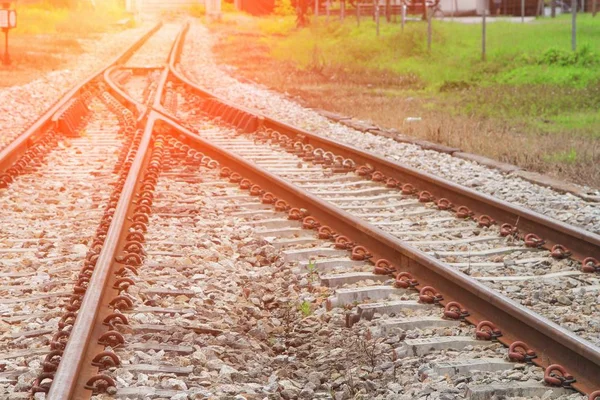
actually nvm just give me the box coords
[207,21,599,189]
[0,35,90,88]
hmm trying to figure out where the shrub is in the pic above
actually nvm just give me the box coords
[537,45,598,67]
[439,80,472,92]
[274,0,295,16]
[258,16,296,36]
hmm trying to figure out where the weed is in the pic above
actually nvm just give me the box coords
[310,44,327,73]
[305,259,319,284]
[355,333,378,372]
[306,259,317,272]
[280,303,296,345]
[543,148,578,164]
[439,80,472,92]
[222,1,238,13]
[537,45,598,67]
[298,300,312,316]
[257,16,296,36]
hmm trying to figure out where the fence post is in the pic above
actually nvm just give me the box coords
[482,3,486,61]
[571,0,577,50]
[427,6,432,51]
[401,3,406,31]
[376,3,380,35]
[521,0,524,22]
[357,1,361,25]
[386,0,391,21]
[315,0,319,16]
[372,0,376,20]
[341,0,346,20]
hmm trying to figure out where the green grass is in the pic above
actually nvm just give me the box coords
[266,14,600,89]
[209,13,600,185]
[530,110,600,136]
[298,301,312,317]
[258,16,297,35]
[261,15,600,135]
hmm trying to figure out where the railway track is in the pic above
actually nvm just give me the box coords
[0,23,180,399]
[178,23,600,233]
[0,91,136,399]
[161,23,599,396]
[169,99,600,345]
[0,21,599,399]
[158,23,598,396]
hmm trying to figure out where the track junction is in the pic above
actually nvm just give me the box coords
[0,21,599,400]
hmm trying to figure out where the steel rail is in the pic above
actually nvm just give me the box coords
[104,22,181,120]
[167,26,600,264]
[0,22,162,172]
[156,114,600,394]
[46,112,158,400]
[164,22,600,393]
[47,24,184,400]
[103,66,152,119]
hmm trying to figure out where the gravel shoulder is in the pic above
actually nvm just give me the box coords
[177,23,600,236]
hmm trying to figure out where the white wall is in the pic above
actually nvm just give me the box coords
[439,0,477,12]
[130,0,205,13]
[374,0,477,13]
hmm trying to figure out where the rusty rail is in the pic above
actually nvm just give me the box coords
[167,24,600,265]
[46,24,179,400]
[46,112,158,400]
[157,114,600,394]
[163,23,600,394]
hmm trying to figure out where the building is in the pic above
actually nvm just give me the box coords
[235,0,275,14]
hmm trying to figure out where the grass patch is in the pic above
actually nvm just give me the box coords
[264,14,600,89]
[257,16,297,35]
[188,3,207,18]
[298,301,312,317]
[260,14,600,138]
